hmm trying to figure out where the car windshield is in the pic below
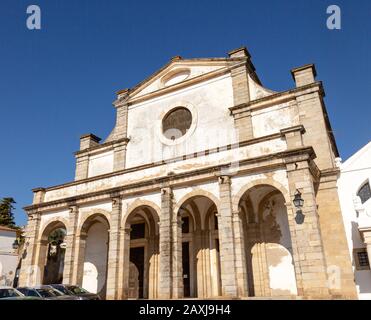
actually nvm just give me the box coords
[53,286,69,294]
[0,289,21,298]
[36,288,59,297]
[67,286,89,294]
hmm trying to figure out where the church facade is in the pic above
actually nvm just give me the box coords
[19,47,357,299]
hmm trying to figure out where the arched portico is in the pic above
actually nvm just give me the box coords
[36,219,68,286]
[175,194,222,298]
[236,184,298,297]
[75,212,110,299]
[121,202,160,299]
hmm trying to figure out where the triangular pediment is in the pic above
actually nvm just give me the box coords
[127,58,241,101]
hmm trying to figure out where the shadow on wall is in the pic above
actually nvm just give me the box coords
[351,221,371,295]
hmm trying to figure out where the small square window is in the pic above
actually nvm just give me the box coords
[354,248,370,270]
[357,182,371,204]
[130,223,145,239]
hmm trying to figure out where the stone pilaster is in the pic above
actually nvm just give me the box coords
[108,91,129,142]
[286,159,330,298]
[158,187,173,299]
[18,211,41,286]
[113,138,130,171]
[317,169,357,298]
[229,49,253,141]
[217,175,238,297]
[106,196,122,300]
[75,154,89,180]
[63,204,78,284]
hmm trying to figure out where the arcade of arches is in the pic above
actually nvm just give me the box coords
[22,183,302,299]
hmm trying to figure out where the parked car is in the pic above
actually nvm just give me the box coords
[49,284,101,300]
[17,285,80,300]
[0,286,42,300]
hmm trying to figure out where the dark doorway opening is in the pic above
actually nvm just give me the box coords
[130,247,145,299]
[182,242,190,297]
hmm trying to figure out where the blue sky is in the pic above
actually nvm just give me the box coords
[0,0,370,225]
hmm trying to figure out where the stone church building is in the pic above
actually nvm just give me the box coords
[19,47,357,299]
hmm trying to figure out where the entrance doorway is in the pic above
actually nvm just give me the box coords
[130,247,145,299]
[182,242,190,297]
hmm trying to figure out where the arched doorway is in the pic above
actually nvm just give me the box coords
[177,195,221,298]
[80,214,110,299]
[40,221,67,285]
[238,184,297,297]
[124,205,159,299]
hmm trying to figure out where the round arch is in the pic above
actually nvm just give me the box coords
[173,189,220,215]
[40,218,68,241]
[232,179,290,214]
[123,199,161,235]
[78,209,111,236]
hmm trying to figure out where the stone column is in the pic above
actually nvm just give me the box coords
[232,210,248,297]
[106,196,122,300]
[217,175,238,297]
[172,212,183,298]
[63,205,78,284]
[158,187,173,299]
[118,227,131,300]
[286,159,330,298]
[73,234,87,286]
[18,211,41,286]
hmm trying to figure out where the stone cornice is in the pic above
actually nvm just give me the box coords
[75,137,130,157]
[23,146,316,214]
[229,81,324,116]
[43,131,286,193]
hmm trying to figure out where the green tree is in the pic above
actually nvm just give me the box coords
[0,197,16,228]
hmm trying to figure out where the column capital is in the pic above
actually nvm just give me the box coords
[68,204,79,213]
[217,175,231,185]
[111,194,122,206]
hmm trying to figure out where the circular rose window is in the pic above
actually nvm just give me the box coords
[162,107,192,140]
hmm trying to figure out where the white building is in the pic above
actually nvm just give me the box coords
[0,226,19,286]
[19,48,357,299]
[338,141,371,299]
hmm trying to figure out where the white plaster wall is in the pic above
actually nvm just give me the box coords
[252,103,296,138]
[82,222,109,295]
[126,74,235,168]
[338,142,371,300]
[0,253,18,286]
[0,230,18,286]
[78,202,112,227]
[173,182,220,207]
[88,151,114,178]
[121,192,161,224]
[248,74,276,101]
[264,194,297,295]
[40,209,69,232]
[0,231,17,253]
[231,169,289,201]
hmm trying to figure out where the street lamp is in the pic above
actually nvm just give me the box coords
[293,190,304,209]
[293,190,305,224]
[12,239,19,250]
